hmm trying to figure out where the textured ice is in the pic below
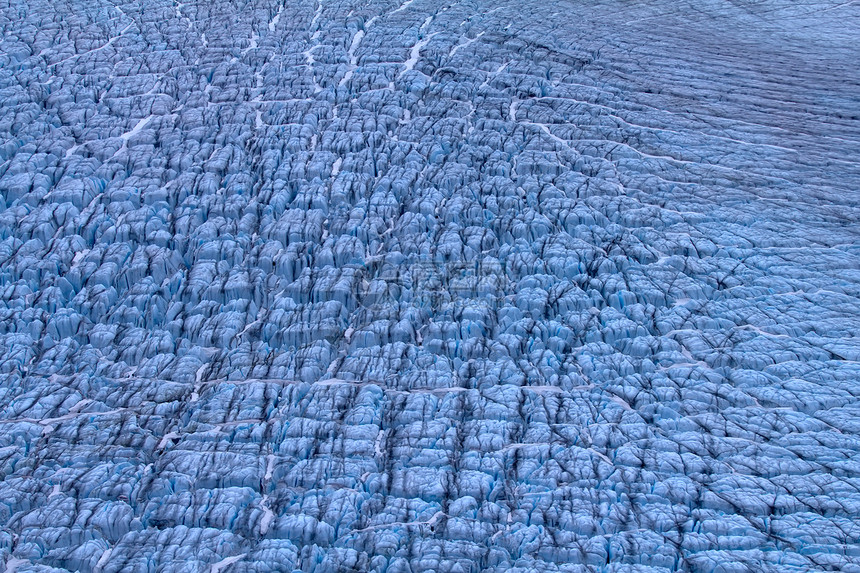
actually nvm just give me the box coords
[1,0,860,571]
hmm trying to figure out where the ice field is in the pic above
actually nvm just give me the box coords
[1,0,860,571]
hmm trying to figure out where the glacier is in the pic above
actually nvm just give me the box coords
[1,0,860,571]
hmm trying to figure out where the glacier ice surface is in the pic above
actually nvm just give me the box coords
[1,0,860,571]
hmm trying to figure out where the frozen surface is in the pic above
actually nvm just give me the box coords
[1,0,860,571]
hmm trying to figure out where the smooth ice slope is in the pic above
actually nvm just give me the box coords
[1,0,860,571]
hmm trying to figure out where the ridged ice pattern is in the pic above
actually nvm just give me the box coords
[1,0,860,571]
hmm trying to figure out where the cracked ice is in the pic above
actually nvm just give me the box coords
[0,0,859,571]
